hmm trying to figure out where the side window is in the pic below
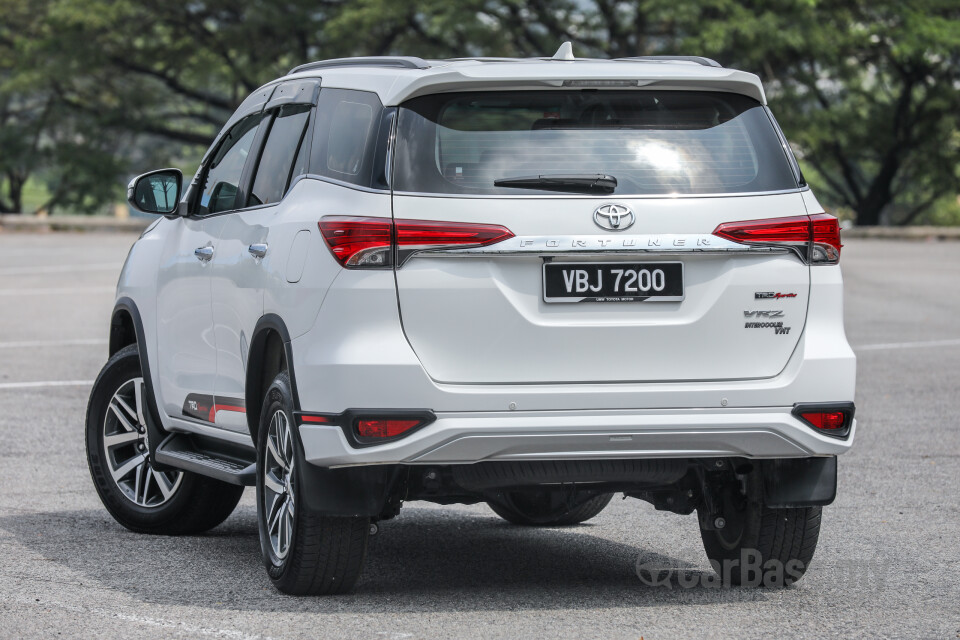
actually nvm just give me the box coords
[248,104,312,206]
[199,115,263,215]
[327,101,373,175]
[289,123,311,185]
[370,108,396,190]
[310,89,385,188]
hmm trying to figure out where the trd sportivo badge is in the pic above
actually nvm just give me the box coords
[593,204,635,231]
[755,291,797,299]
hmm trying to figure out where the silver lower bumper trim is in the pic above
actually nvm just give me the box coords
[298,408,855,468]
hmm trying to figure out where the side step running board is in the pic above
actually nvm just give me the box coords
[155,433,257,486]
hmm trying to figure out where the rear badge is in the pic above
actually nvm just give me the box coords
[744,310,790,334]
[744,321,792,335]
[755,291,797,299]
[593,204,635,231]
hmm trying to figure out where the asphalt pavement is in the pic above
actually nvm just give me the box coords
[0,231,957,639]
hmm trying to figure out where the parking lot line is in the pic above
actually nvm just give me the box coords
[0,287,115,296]
[0,338,107,349]
[855,338,960,351]
[5,593,271,640]
[0,263,119,276]
[0,380,94,390]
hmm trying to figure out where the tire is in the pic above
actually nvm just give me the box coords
[256,371,369,595]
[698,468,822,587]
[487,490,614,526]
[85,344,244,535]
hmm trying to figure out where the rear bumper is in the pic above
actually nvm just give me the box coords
[288,249,857,468]
[299,407,856,468]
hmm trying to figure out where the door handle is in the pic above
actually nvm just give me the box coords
[248,243,268,259]
[194,246,214,262]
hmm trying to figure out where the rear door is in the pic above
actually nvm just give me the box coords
[210,101,313,431]
[391,90,809,384]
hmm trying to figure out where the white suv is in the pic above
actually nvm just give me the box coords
[85,47,855,594]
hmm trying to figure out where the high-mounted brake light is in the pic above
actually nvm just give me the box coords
[319,216,514,268]
[712,214,842,264]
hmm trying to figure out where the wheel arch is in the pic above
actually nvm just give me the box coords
[109,298,164,432]
[246,314,301,443]
[109,306,137,357]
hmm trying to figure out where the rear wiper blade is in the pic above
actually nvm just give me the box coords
[493,173,617,194]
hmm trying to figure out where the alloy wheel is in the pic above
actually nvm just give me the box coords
[102,377,183,507]
[263,409,296,560]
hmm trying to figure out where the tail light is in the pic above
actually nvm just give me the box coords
[319,216,514,268]
[793,403,855,438]
[712,213,842,264]
[318,217,393,267]
[809,214,842,263]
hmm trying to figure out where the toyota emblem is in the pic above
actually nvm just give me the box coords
[593,203,635,231]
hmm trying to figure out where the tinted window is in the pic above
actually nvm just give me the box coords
[328,101,372,175]
[249,104,312,206]
[370,109,395,190]
[394,91,799,196]
[310,89,387,188]
[289,121,312,186]
[199,115,263,214]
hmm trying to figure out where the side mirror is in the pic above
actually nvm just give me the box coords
[127,168,183,215]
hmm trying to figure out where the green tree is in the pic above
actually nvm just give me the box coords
[661,0,960,225]
[520,0,960,225]
[2,0,958,224]
[0,0,130,213]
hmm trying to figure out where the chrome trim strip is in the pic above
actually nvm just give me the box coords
[415,233,789,258]
[391,186,809,200]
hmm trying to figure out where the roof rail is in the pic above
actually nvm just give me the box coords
[288,56,431,75]
[442,57,532,63]
[616,56,722,68]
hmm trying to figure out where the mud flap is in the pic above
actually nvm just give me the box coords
[762,456,837,507]
[298,462,403,516]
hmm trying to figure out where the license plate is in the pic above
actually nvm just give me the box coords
[543,262,684,303]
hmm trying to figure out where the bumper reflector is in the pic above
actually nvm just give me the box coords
[793,403,855,439]
[357,418,422,439]
[800,411,846,430]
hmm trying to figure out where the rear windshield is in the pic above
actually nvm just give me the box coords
[393,91,798,196]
